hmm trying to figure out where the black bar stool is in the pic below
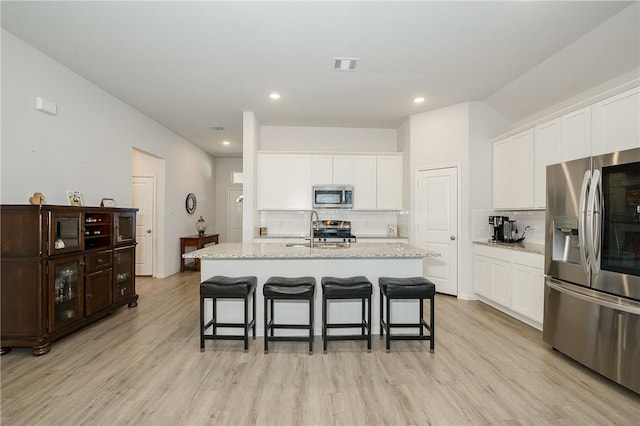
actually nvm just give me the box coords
[379,277,435,353]
[321,276,373,353]
[263,276,316,354]
[200,276,257,352]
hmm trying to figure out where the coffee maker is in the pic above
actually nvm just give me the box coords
[489,216,509,242]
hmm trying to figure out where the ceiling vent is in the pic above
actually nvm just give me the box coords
[208,126,224,131]
[333,57,359,71]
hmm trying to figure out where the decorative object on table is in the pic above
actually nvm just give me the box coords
[195,216,207,236]
[185,193,197,214]
[67,191,83,206]
[28,192,45,205]
[100,198,116,207]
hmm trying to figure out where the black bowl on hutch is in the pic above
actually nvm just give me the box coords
[0,204,138,356]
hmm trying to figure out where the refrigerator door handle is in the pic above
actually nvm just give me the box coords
[546,278,640,316]
[587,169,602,275]
[578,170,591,276]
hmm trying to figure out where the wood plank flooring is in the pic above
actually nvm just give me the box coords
[2,272,639,425]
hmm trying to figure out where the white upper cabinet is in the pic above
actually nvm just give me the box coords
[376,155,403,210]
[332,155,354,185]
[285,155,312,210]
[257,152,404,210]
[494,86,639,210]
[257,153,286,210]
[560,106,592,162]
[534,119,561,209]
[593,86,640,155]
[353,155,377,209]
[311,155,333,185]
[493,129,534,209]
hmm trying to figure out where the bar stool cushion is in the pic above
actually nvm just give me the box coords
[322,276,373,297]
[201,276,257,297]
[379,277,436,298]
[264,276,315,298]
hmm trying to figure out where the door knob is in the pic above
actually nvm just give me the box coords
[147,230,152,233]
[450,236,456,240]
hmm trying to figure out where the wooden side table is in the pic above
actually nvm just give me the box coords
[180,234,219,272]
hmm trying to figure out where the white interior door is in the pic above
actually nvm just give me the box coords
[228,189,243,243]
[132,176,154,275]
[416,167,458,296]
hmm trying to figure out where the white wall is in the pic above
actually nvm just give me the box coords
[407,102,507,299]
[1,30,216,277]
[214,157,243,243]
[242,111,260,243]
[260,126,397,152]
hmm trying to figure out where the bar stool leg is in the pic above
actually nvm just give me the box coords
[309,296,314,355]
[270,299,275,337]
[251,291,256,339]
[430,295,435,352]
[322,295,327,353]
[264,296,269,353]
[420,297,425,337]
[244,294,249,352]
[367,295,372,352]
[212,297,217,337]
[200,295,205,352]
[379,287,384,339]
[385,294,391,352]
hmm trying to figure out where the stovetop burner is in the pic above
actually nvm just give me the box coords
[313,220,357,243]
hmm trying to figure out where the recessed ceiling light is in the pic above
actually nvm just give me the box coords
[413,97,425,104]
[222,140,230,145]
[333,57,359,71]
[269,93,281,100]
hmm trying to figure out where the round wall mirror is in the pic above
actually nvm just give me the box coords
[185,193,197,214]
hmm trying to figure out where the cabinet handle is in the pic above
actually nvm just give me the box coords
[450,236,456,241]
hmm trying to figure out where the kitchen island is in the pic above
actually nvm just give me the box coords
[184,242,428,336]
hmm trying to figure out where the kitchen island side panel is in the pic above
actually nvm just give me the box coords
[199,257,424,336]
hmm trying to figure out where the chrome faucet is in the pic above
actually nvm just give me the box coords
[309,210,319,248]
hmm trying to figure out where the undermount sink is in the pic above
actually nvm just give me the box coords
[285,243,311,248]
[284,242,350,249]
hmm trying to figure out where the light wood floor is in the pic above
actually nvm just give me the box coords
[1,272,639,425]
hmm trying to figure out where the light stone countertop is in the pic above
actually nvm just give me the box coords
[183,242,428,260]
[473,240,545,255]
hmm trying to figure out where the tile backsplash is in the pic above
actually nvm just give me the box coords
[259,210,406,237]
[472,209,546,245]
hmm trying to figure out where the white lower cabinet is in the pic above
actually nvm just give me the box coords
[473,244,544,329]
[510,262,544,323]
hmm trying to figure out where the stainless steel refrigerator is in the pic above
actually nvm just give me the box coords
[544,147,640,394]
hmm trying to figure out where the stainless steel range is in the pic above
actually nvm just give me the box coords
[313,220,357,244]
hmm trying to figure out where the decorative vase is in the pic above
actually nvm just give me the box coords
[195,216,207,236]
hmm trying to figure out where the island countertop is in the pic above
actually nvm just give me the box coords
[183,242,428,260]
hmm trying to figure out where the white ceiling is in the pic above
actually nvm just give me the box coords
[2,1,638,157]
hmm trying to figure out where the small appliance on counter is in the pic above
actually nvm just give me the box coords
[313,220,357,244]
[489,216,524,243]
[489,216,509,241]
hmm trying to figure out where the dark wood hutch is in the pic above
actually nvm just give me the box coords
[1,205,138,356]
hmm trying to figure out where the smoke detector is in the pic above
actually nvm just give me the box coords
[333,57,359,71]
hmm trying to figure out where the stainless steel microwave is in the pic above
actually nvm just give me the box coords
[312,185,353,209]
